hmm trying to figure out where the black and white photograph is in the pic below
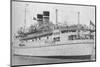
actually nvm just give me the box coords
[11,0,96,66]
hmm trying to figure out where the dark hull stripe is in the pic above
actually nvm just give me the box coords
[35,55,91,59]
[14,54,91,59]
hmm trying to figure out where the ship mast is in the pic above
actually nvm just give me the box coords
[56,9,58,24]
[77,12,80,37]
[78,12,80,26]
[24,4,29,31]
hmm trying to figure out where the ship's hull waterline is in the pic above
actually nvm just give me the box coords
[13,42,94,59]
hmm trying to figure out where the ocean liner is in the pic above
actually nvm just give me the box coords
[12,7,95,59]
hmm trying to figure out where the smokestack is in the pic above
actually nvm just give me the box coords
[37,14,43,25]
[43,11,50,23]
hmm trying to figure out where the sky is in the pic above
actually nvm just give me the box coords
[12,1,95,34]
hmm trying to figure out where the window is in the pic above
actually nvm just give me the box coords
[90,35,94,39]
[69,35,73,40]
[19,43,25,46]
[68,35,77,40]
[53,37,60,41]
[61,30,68,33]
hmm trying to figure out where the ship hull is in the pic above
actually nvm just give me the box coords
[13,42,94,58]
